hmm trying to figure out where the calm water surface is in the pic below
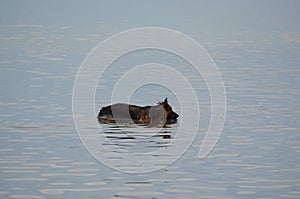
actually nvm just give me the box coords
[0,24,299,199]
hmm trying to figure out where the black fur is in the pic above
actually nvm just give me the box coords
[97,98,179,126]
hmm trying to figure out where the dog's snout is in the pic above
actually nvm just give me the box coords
[169,112,179,119]
[174,112,179,118]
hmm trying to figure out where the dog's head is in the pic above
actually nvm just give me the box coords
[159,98,179,121]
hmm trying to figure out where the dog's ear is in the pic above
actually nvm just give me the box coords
[164,98,168,104]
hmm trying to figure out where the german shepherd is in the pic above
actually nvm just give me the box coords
[97,98,179,126]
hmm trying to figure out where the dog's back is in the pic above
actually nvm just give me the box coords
[98,98,178,125]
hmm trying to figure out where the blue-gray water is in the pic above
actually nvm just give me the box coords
[1,1,300,199]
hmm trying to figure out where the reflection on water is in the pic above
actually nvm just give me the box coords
[101,122,174,153]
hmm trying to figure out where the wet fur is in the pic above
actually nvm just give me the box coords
[97,98,179,126]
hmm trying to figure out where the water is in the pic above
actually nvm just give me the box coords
[1,24,300,199]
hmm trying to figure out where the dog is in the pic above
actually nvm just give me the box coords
[97,98,179,126]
